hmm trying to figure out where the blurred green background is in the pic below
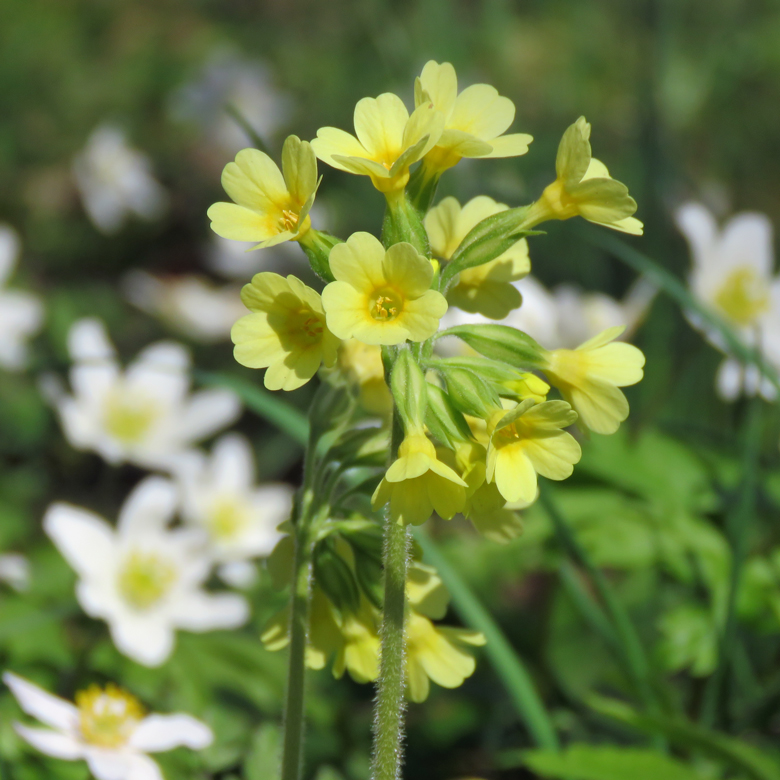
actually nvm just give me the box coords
[2,1,780,779]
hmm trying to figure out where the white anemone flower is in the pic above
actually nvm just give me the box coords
[175,434,292,587]
[73,125,168,235]
[51,318,241,470]
[0,225,44,371]
[0,554,30,591]
[675,202,780,401]
[4,671,212,780]
[122,271,245,343]
[44,476,249,667]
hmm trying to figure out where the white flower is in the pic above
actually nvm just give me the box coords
[0,225,44,371]
[4,671,212,780]
[122,271,245,343]
[175,434,292,571]
[170,51,291,154]
[675,202,780,401]
[50,318,241,470]
[44,476,249,667]
[73,125,168,235]
[0,554,30,591]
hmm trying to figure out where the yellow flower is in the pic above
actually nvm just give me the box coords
[311,93,444,193]
[321,232,448,346]
[207,135,318,247]
[232,272,340,391]
[405,610,485,703]
[501,372,550,404]
[524,117,643,235]
[426,196,530,319]
[338,338,392,415]
[486,400,581,504]
[372,433,467,525]
[541,326,645,435]
[416,60,532,173]
[331,600,382,684]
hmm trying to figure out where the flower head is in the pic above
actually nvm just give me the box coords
[415,60,532,173]
[3,672,211,780]
[44,476,249,666]
[524,117,642,235]
[372,433,467,525]
[0,225,43,371]
[311,93,444,192]
[208,135,318,248]
[541,326,645,435]
[486,399,581,504]
[426,196,530,319]
[49,318,240,470]
[322,232,447,346]
[232,272,339,391]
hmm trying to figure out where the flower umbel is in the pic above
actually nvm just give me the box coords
[524,116,643,235]
[208,135,318,248]
[322,232,447,345]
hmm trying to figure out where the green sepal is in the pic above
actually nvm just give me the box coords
[406,160,441,215]
[425,382,474,448]
[430,355,532,385]
[437,324,548,368]
[381,190,431,256]
[390,348,428,432]
[313,540,361,616]
[436,364,499,419]
[299,229,342,282]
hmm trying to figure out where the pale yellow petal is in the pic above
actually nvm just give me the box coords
[556,116,591,185]
[321,282,369,340]
[424,197,462,259]
[207,202,277,243]
[311,127,368,170]
[478,133,533,158]
[494,446,537,504]
[383,243,433,297]
[418,60,458,117]
[328,232,387,291]
[354,93,408,159]
[399,290,448,342]
[281,135,317,205]
[522,433,581,480]
[449,84,515,140]
[224,148,288,209]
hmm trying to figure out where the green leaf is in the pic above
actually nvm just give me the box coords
[519,745,703,780]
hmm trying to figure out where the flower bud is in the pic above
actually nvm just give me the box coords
[425,383,473,448]
[437,365,499,419]
[381,190,430,256]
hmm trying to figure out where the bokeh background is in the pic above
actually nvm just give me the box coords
[3,1,780,779]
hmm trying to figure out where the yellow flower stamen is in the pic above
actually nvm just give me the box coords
[208,497,250,540]
[103,390,158,445]
[714,267,770,326]
[117,550,177,610]
[76,684,144,748]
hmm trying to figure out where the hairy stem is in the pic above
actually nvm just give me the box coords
[371,411,410,780]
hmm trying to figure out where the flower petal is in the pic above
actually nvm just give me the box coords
[117,476,179,537]
[3,673,78,732]
[207,202,277,243]
[168,592,249,631]
[353,93,408,159]
[13,724,83,760]
[178,389,242,445]
[222,149,287,211]
[311,127,368,171]
[479,133,533,158]
[328,232,387,291]
[280,135,317,205]
[449,84,515,140]
[130,714,213,752]
[383,242,433,297]
[418,60,458,117]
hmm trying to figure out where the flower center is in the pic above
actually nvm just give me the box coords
[208,497,250,541]
[370,290,402,321]
[301,314,324,341]
[714,267,770,327]
[117,550,177,610]
[76,684,143,748]
[104,389,159,445]
[278,209,299,233]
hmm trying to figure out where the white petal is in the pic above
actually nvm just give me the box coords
[68,318,116,362]
[117,476,179,536]
[13,724,83,760]
[715,358,742,402]
[109,613,176,668]
[126,342,191,407]
[84,748,142,780]
[43,504,117,581]
[211,433,254,491]
[720,212,775,279]
[126,753,164,780]
[0,554,30,591]
[68,361,119,407]
[3,673,79,732]
[217,561,258,589]
[675,202,717,272]
[168,591,249,631]
[130,714,213,752]
[177,389,241,445]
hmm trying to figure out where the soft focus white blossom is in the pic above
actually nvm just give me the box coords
[49,318,241,470]
[122,271,245,343]
[73,125,168,235]
[4,671,212,780]
[175,433,292,570]
[170,51,291,154]
[44,476,249,667]
[0,226,44,370]
[0,554,30,592]
[676,202,780,401]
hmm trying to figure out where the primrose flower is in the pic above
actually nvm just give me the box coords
[415,60,532,173]
[486,400,581,504]
[541,326,646,435]
[338,338,392,415]
[232,272,340,391]
[0,226,44,371]
[176,433,293,580]
[4,672,211,780]
[311,93,444,192]
[44,476,249,666]
[675,202,780,401]
[426,196,530,319]
[49,318,241,470]
[208,135,318,248]
[523,117,642,235]
[322,232,447,346]
[123,271,245,343]
[405,610,486,703]
[372,432,467,525]
[73,125,168,235]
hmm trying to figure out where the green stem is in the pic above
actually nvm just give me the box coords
[413,527,560,751]
[539,486,663,734]
[700,397,763,727]
[371,411,410,780]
